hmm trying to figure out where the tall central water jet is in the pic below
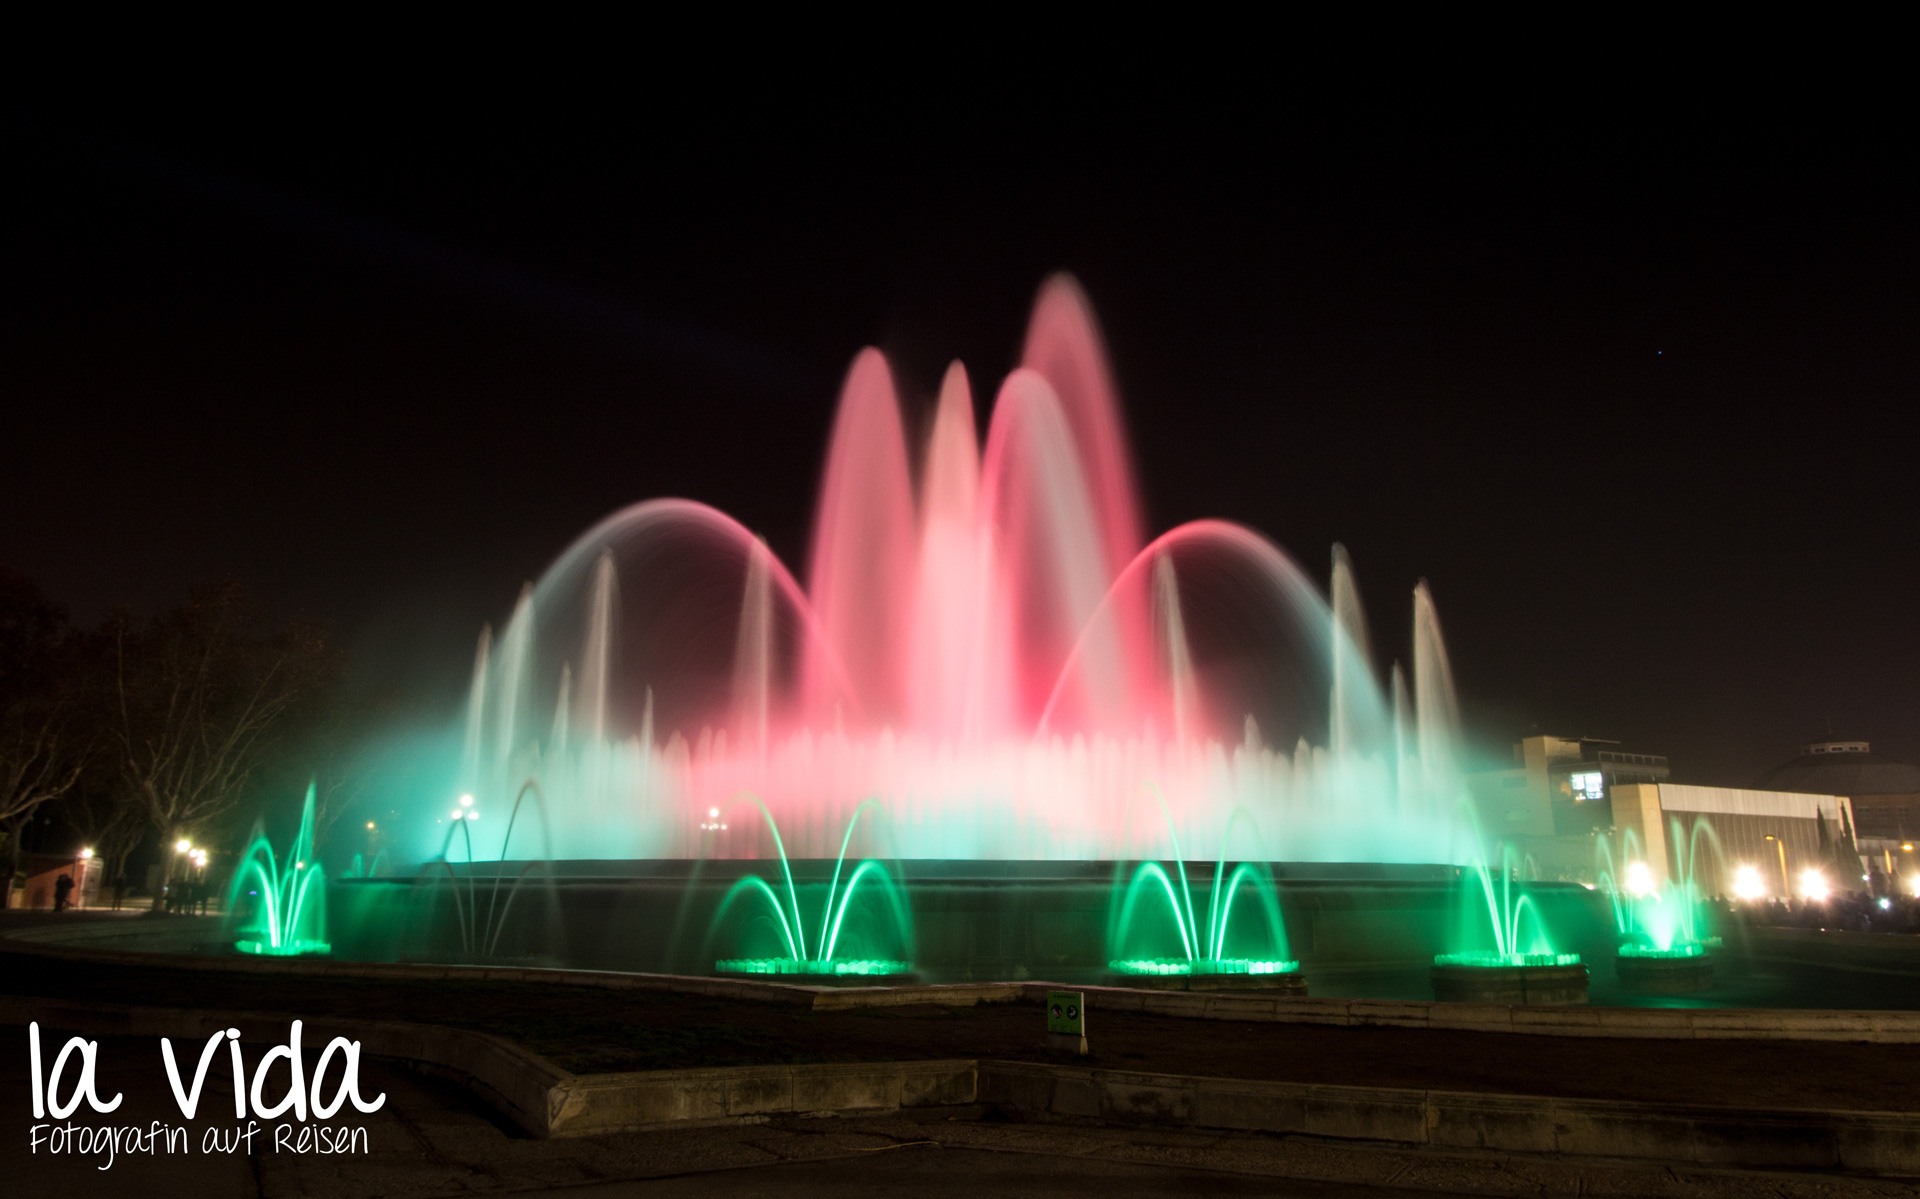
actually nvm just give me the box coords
[440,275,1476,866]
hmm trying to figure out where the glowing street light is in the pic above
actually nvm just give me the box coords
[366,821,376,830]
[460,794,474,808]
[1625,860,1655,898]
[1732,864,1766,900]
[174,838,192,854]
[78,847,94,861]
[1800,868,1830,902]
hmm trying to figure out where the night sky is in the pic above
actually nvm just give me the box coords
[4,87,1916,785]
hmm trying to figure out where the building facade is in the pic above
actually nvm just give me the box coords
[1469,735,1861,896]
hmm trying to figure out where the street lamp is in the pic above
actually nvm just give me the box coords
[1765,834,1789,897]
[1625,860,1655,898]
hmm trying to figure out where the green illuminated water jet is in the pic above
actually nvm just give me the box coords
[1596,819,1723,957]
[227,783,330,956]
[708,796,914,977]
[1107,798,1297,981]
[1440,836,1577,969]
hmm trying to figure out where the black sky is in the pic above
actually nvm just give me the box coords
[3,84,1916,784]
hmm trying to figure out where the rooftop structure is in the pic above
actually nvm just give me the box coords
[1754,741,1920,843]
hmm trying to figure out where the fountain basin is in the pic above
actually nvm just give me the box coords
[1108,958,1308,995]
[1614,942,1717,993]
[1430,952,1588,1005]
[715,957,915,983]
[235,939,331,957]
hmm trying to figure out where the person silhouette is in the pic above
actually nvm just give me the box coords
[53,872,74,913]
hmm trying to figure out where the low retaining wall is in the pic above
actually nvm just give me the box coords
[6,994,1920,1172]
[14,921,1920,1042]
[549,1059,975,1135]
[980,1060,1920,1174]
[0,994,976,1138]
[1033,983,1920,1042]
[1,993,562,1135]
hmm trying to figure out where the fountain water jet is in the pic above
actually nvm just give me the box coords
[706,796,914,978]
[416,277,1489,974]
[1106,794,1301,992]
[227,784,330,957]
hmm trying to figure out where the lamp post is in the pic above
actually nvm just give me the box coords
[74,848,93,911]
[1765,834,1789,899]
[166,837,192,913]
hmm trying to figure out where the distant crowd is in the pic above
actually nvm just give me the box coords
[1719,892,1920,935]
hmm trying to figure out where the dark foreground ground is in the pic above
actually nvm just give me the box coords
[6,946,1920,1113]
[6,1032,1916,1199]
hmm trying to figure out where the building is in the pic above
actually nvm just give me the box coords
[1469,735,1860,896]
[1469,735,1669,844]
[7,851,100,910]
[1612,783,1855,898]
[1753,740,1920,883]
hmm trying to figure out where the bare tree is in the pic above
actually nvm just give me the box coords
[108,581,338,880]
[62,773,149,889]
[0,568,90,882]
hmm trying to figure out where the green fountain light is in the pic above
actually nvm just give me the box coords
[708,797,915,978]
[1434,951,1581,968]
[1107,796,1296,980]
[228,783,331,957]
[1437,835,1579,968]
[1596,818,1723,958]
[1109,957,1299,976]
[714,957,910,976]
[1616,940,1720,960]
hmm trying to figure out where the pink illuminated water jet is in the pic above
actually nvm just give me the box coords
[450,276,1472,864]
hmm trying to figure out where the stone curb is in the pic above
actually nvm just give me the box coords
[13,924,1920,1043]
[548,1059,976,1136]
[0,994,975,1139]
[7,994,1918,1172]
[0,993,564,1136]
[1029,983,1920,1042]
[975,1061,1920,1174]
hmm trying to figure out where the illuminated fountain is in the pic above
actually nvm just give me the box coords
[227,783,330,957]
[439,276,1471,870]
[1105,797,1302,992]
[1599,820,1723,993]
[321,273,1578,987]
[707,799,914,979]
[1432,839,1587,1004]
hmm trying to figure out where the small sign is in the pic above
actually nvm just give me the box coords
[1046,990,1085,1036]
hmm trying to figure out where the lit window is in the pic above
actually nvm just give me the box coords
[1569,771,1605,801]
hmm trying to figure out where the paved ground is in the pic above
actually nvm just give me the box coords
[8,1028,1920,1199]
